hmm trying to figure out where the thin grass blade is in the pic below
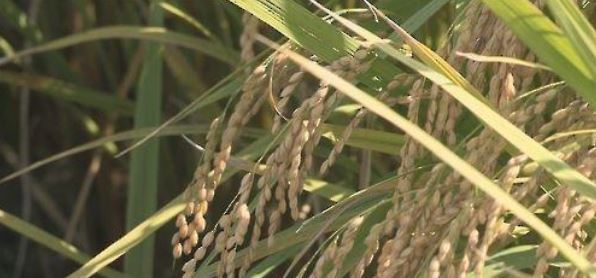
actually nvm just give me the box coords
[0,26,238,66]
[0,209,125,278]
[544,0,596,77]
[455,51,552,71]
[124,2,164,277]
[68,196,186,278]
[321,124,404,155]
[0,70,134,115]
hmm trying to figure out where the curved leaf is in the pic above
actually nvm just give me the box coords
[0,125,264,184]
[0,209,126,278]
[0,26,238,66]
[0,70,134,115]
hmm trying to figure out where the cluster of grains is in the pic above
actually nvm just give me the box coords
[170,0,596,276]
[311,216,364,278]
[301,50,371,174]
[236,50,372,276]
[320,74,413,176]
[350,75,426,278]
[351,0,596,277]
[171,47,376,277]
[213,202,251,277]
[170,59,270,277]
[312,238,338,278]
[171,117,221,261]
[181,173,254,278]
[239,12,260,63]
[271,57,306,133]
[330,217,364,276]
[534,147,596,277]
[210,64,268,193]
[474,102,596,277]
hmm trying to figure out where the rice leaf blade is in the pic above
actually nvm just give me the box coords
[0,26,238,66]
[68,196,187,278]
[544,0,596,77]
[0,71,134,115]
[124,2,164,277]
[0,209,125,278]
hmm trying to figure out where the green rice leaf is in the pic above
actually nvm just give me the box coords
[0,209,126,278]
[483,245,538,275]
[0,26,238,66]
[67,196,187,278]
[0,125,260,185]
[124,2,164,276]
[303,179,354,203]
[0,71,134,115]
[321,124,404,155]
[159,2,214,39]
[246,245,302,278]
[544,0,596,77]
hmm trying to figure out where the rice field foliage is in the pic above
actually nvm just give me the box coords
[0,0,594,277]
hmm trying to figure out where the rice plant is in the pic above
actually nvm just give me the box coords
[0,0,594,277]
